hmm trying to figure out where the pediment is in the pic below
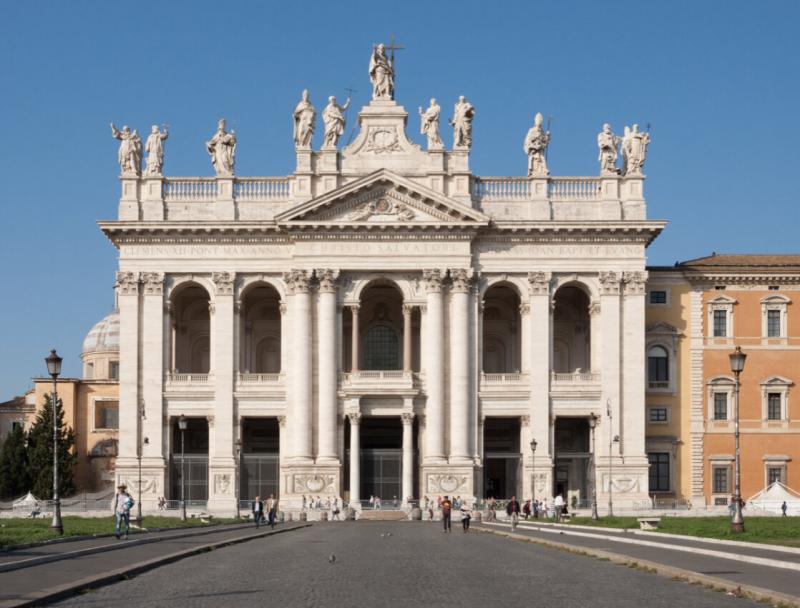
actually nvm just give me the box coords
[275,169,489,228]
[646,321,681,336]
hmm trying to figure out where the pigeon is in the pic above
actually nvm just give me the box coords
[328,554,336,563]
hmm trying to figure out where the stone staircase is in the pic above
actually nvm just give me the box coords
[357,509,408,521]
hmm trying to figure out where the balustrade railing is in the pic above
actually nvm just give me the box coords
[472,177,531,200]
[163,178,218,201]
[551,371,600,382]
[235,177,291,201]
[166,372,211,383]
[341,370,412,382]
[481,372,525,382]
[548,177,601,200]
[238,372,283,383]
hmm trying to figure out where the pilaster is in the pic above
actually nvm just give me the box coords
[116,271,140,475]
[140,272,166,495]
[528,271,553,493]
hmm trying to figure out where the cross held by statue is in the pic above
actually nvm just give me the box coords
[384,34,405,63]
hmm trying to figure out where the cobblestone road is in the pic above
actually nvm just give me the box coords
[53,522,763,607]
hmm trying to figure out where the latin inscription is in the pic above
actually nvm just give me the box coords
[121,244,291,259]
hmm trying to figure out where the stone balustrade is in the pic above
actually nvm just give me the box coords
[161,177,291,202]
[551,371,601,382]
[234,177,292,201]
[163,177,218,201]
[548,177,602,201]
[238,372,283,382]
[165,372,211,383]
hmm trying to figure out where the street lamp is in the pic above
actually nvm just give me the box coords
[45,349,63,535]
[529,438,537,512]
[234,438,242,519]
[178,415,188,522]
[729,346,747,534]
[137,436,149,526]
[588,413,599,521]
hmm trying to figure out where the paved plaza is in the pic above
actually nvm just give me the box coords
[51,522,763,607]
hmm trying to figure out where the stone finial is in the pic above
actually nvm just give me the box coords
[211,272,235,296]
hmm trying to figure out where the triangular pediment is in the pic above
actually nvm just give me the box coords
[275,169,489,228]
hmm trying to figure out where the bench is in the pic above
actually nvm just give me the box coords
[637,517,661,530]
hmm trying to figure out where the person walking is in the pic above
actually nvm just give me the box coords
[523,499,531,519]
[441,495,453,533]
[554,493,565,522]
[460,503,472,533]
[781,501,788,517]
[533,499,540,519]
[266,494,277,529]
[113,484,134,540]
[506,495,521,531]
[252,495,264,528]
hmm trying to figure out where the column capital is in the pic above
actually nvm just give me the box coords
[598,271,622,295]
[280,301,287,315]
[402,303,415,316]
[622,270,648,295]
[519,302,531,315]
[521,414,530,427]
[141,272,164,295]
[211,271,235,296]
[315,268,341,293]
[209,301,216,315]
[349,303,361,312]
[401,412,415,425]
[277,415,286,428]
[527,271,552,296]
[283,269,312,294]
[116,271,140,296]
[347,412,361,425]
[422,269,445,293]
[448,268,473,293]
[588,300,601,316]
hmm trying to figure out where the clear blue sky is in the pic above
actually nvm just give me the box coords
[1,1,798,396]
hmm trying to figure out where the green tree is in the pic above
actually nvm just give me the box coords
[26,393,77,499]
[0,425,30,498]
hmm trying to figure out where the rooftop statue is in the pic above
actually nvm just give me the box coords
[293,89,316,149]
[322,96,350,149]
[369,43,395,100]
[450,95,475,150]
[621,124,651,176]
[110,123,142,176]
[144,125,169,176]
[419,98,443,149]
[597,123,621,175]
[206,119,236,176]
[524,112,551,176]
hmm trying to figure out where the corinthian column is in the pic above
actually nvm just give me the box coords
[449,268,471,463]
[348,412,361,505]
[402,304,414,372]
[284,270,312,462]
[317,269,340,463]
[528,271,553,494]
[423,269,445,463]
[350,304,360,372]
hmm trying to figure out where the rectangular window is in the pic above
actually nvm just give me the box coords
[649,407,668,423]
[95,401,119,430]
[11,421,21,432]
[767,466,785,485]
[767,393,782,421]
[713,310,727,337]
[648,452,670,492]
[649,290,667,305]
[712,466,730,494]
[713,393,728,420]
[767,310,781,337]
[110,361,120,380]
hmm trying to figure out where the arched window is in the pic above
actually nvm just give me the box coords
[648,346,669,388]
[363,324,399,370]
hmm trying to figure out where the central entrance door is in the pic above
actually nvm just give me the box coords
[358,417,402,503]
[553,417,591,508]
[239,418,280,501]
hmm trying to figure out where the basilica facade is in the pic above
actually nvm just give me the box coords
[105,52,664,514]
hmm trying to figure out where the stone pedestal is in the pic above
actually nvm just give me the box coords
[215,176,235,220]
[119,177,140,220]
[422,464,475,503]
[141,176,165,220]
[207,464,237,516]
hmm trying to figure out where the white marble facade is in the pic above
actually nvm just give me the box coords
[106,56,663,514]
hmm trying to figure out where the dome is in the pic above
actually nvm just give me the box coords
[82,310,120,354]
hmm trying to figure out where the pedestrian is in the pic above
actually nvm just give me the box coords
[523,499,531,519]
[533,499,540,519]
[252,495,264,528]
[506,495,521,530]
[554,493,565,522]
[728,496,736,517]
[332,498,341,520]
[266,494,277,528]
[441,495,453,532]
[375,496,382,510]
[113,484,134,540]
[369,495,375,510]
[781,501,788,517]
[460,503,472,533]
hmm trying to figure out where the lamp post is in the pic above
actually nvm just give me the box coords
[234,438,242,519]
[588,413,599,521]
[529,438,537,511]
[729,346,747,534]
[137,436,148,526]
[178,415,188,522]
[45,349,63,535]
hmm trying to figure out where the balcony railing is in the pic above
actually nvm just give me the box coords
[551,371,600,382]
[238,372,283,383]
[548,177,601,201]
[472,176,602,202]
[166,372,211,383]
[162,176,291,202]
[481,372,525,382]
[163,177,218,201]
[648,380,669,389]
[234,177,291,201]
[341,370,413,381]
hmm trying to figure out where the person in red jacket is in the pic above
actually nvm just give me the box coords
[441,496,453,533]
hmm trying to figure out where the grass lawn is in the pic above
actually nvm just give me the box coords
[0,515,240,549]
[554,516,800,547]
